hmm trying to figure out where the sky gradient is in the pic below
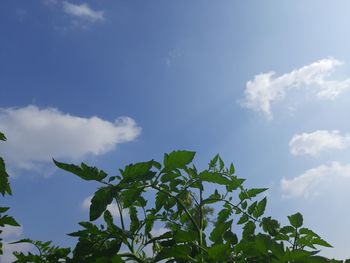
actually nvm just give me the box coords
[1,1,350,261]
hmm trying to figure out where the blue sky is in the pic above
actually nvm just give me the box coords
[1,0,350,261]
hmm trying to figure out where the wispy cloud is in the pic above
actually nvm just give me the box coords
[0,105,141,171]
[289,130,350,156]
[281,162,350,198]
[241,58,350,119]
[63,2,104,22]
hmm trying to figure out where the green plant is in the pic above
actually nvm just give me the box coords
[52,150,338,262]
[0,130,347,262]
[0,132,20,255]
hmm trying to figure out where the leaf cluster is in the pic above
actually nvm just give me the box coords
[0,132,20,255]
[1,131,348,262]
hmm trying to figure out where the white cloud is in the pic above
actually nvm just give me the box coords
[281,162,350,198]
[0,242,32,263]
[82,195,120,218]
[241,58,350,119]
[63,2,104,22]
[289,130,350,156]
[0,226,23,239]
[0,105,141,170]
[0,226,33,263]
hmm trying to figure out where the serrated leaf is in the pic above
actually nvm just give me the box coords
[247,201,257,215]
[313,238,332,248]
[103,210,113,228]
[200,171,231,186]
[209,154,219,168]
[219,157,224,171]
[261,217,280,236]
[253,197,267,218]
[217,209,232,223]
[247,188,268,198]
[210,220,232,244]
[229,163,235,175]
[53,159,107,182]
[223,230,238,245]
[155,191,167,211]
[208,243,230,261]
[242,221,255,238]
[163,150,195,171]
[90,187,113,221]
[0,158,11,196]
[288,212,303,228]
[129,206,140,233]
[0,215,20,227]
[255,234,271,255]
[122,161,155,182]
[237,214,249,225]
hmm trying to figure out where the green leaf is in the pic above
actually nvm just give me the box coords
[247,201,257,215]
[271,241,285,259]
[205,189,221,204]
[210,220,232,244]
[280,225,295,234]
[0,158,11,196]
[90,187,113,221]
[313,238,332,248]
[208,243,230,261]
[237,214,249,225]
[219,157,224,171]
[0,215,20,227]
[288,212,303,228]
[209,154,219,168]
[223,230,238,245]
[9,238,33,245]
[253,197,267,218]
[0,207,10,213]
[299,227,318,237]
[160,172,180,183]
[120,188,143,208]
[242,221,256,238]
[129,206,140,233]
[0,132,6,141]
[121,161,155,182]
[163,150,195,170]
[261,217,280,236]
[217,208,232,223]
[255,234,271,255]
[200,171,231,186]
[285,249,312,260]
[240,188,268,200]
[155,191,167,211]
[103,210,113,228]
[227,177,245,191]
[173,229,197,242]
[53,159,107,182]
[145,214,155,235]
[229,163,235,175]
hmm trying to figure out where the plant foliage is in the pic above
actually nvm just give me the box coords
[0,132,348,262]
